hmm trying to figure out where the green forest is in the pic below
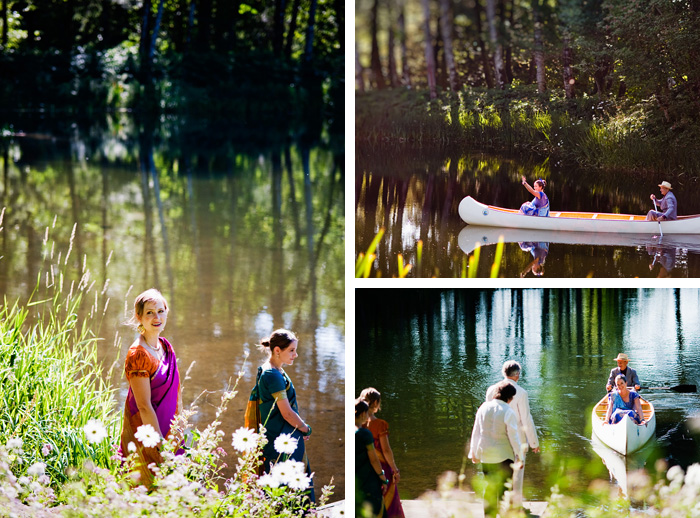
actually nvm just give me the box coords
[355,0,700,175]
[0,0,344,135]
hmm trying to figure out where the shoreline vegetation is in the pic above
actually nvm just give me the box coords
[356,87,699,177]
[0,221,335,517]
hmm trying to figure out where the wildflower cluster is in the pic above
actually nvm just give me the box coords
[0,376,334,517]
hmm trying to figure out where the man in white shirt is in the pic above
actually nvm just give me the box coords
[469,381,522,518]
[486,360,540,507]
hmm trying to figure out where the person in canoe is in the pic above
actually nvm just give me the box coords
[603,374,647,426]
[606,353,641,392]
[519,176,549,217]
[646,181,677,221]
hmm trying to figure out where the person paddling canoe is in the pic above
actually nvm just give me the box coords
[519,176,549,217]
[646,181,677,221]
[606,353,641,392]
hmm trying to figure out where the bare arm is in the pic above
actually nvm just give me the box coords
[277,397,311,435]
[521,177,540,198]
[130,376,163,437]
[634,397,646,424]
[379,434,401,483]
[603,397,613,425]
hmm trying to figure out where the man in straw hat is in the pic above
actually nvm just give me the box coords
[646,181,677,221]
[606,353,641,392]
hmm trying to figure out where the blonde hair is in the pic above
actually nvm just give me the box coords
[129,288,168,329]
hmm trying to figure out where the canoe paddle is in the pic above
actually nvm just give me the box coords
[653,199,663,239]
[640,384,696,393]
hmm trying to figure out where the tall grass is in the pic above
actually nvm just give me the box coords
[0,220,119,486]
[356,87,700,176]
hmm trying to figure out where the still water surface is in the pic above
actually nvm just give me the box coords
[356,145,700,277]
[356,289,700,501]
[0,114,345,498]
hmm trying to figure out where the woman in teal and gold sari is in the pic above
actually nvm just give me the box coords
[256,329,315,501]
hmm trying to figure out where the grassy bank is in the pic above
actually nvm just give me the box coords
[356,87,700,176]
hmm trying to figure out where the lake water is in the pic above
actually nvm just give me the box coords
[0,112,345,499]
[356,145,700,277]
[356,288,700,501]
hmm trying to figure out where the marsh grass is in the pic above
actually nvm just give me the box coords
[356,88,700,176]
[0,223,119,487]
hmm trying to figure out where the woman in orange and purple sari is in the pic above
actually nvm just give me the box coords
[119,288,182,487]
[360,387,405,518]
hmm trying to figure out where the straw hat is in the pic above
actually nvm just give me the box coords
[658,181,673,190]
[613,353,629,362]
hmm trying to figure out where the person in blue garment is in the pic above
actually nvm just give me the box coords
[604,374,647,425]
[519,176,549,217]
[646,181,677,221]
[257,329,315,502]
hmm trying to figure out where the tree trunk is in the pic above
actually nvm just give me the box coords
[562,34,575,98]
[422,0,437,98]
[304,0,318,63]
[370,0,386,88]
[504,0,514,84]
[273,0,286,57]
[486,0,505,88]
[439,0,458,91]
[474,0,494,88]
[149,0,165,60]
[398,3,411,86]
[285,0,301,59]
[533,0,546,93]
[1,0,7,49]
[435,13,446,89]
[356,43,365,92]
[140,0,153,81]
[387,0,399,87]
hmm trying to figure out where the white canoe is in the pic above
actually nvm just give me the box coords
[457,225,700,255]
[459,196,700,234]
[591,394,656,455]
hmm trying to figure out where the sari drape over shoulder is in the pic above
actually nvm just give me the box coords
[258,365,315,502]
[367,419,406,518]
[120,337,180,487]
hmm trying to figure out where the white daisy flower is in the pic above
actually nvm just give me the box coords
[257,474,280,488]
[134,424,161,448]
[6,437,23,453]
[231,427,261,452]
[83,420,108,444]
[287,471,311,491]
[273,433,298,456]
[270,460,306,485]
[27,462,46,477]
[127,441,137,453]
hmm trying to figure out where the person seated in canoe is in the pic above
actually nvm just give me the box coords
[646,181,677,221]
[603,374,646,426]
[606,353,641,392]
[519,176,549,217]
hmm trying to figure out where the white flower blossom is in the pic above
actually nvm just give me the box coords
[6,437,23,453]
[134,424,161,448]
[287,471,312,491]
[41,443,53,456]
[27,462,46,477]
[270,460,306,485]
[667,465,685,483]
[685,463,700,491]
[258,473,280,488]
[18,476,30,486]
[127,441,137,453]
[83,420,108,444]
[231,427,261,452]
[274,433,298,456]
